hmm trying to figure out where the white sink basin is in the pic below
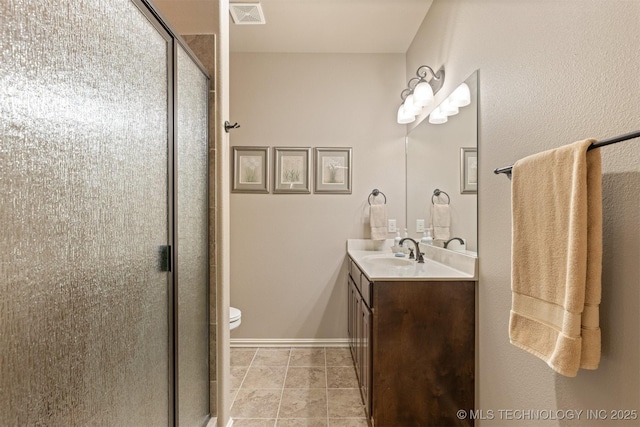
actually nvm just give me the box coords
[361,255,413,267]
[347,239,478,281]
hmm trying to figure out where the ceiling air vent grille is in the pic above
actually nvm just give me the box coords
[230,3,266,25]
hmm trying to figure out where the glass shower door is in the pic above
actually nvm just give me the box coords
[1,0,173,425]
[176,45,210,426]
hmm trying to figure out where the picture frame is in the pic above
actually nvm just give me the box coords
[460,147,478,194]
[273,147,311,194]
[232,146,269,193]
[314,147,352,194]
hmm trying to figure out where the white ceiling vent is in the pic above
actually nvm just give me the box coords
[230,3,266,25]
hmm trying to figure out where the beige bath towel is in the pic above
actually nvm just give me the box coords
[431,203,451,241]
[369,203,388,241]
[510,138,602,377]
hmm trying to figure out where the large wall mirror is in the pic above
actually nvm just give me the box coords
[406,70,478,252]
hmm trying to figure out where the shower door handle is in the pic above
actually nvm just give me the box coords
[159,245,171,272]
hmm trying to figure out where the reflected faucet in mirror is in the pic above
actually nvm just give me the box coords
[443,237,465,249]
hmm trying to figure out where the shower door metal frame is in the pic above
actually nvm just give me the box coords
[132,1,212,426]
[170,40,212,427]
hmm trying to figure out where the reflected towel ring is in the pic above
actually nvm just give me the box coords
[368,189,387,205]
[432,189,450,205]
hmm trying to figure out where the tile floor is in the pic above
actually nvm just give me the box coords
[230,347,369,427]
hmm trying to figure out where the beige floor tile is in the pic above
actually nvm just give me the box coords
[233,419,276,427]
[253,348,292,366]
[231,389,282,418]
[277,418,328,427]
[231,348,258,366]
[328,419,369,427]
[231,366,249,389]
[327,389,365,418]
[278,388,328,418]
[326,367,358,389]
[242,366,287,389]
[325,348,353,367]
[285,366,327,389]
[289,348,326,366]
[231,348,365,425]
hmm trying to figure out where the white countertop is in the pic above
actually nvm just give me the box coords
[347,239,478,281]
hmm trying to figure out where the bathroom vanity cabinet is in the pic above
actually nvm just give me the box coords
[347,255,475,427]
[347,262,372,415]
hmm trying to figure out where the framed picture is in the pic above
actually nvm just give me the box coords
[273,147,311,194]
[314,147,352,194]
[232,146,269,193]
[460,147,478,194]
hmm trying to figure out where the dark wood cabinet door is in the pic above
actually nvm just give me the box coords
[372,281,475,427]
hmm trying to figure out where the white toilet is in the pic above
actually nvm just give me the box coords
[230,306,242,331]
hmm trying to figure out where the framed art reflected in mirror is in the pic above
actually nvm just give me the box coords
[460,147,477,194]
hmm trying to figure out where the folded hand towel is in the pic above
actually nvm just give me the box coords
[510,138,602,377]
[369,203,388,241]
[431,203,450,241]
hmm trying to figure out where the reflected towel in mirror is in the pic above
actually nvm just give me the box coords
[431,203,450,240]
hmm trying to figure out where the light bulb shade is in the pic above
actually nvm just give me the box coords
[397,104,415,124]
[403,94,422,116]
[413,81,434,108]
[450,82,471,107]
[440,98,459,116]
[428,107,448,124]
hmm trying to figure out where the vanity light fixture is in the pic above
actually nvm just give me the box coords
[428,106,448,124]
[396,65,445,124]
[440,98,459,116]
[397,102,416,124]
[428,81,473,125]
[403,94,422,116]
[450,82,471,107]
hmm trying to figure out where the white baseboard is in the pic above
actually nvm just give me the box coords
[230,338,349,348]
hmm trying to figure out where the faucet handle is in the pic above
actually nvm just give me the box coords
[408,248,415,259]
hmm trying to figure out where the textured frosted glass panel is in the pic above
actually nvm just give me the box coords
[1,1,170,426]
[176,45,210,426]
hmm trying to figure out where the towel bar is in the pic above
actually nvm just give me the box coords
[494,130,640,178]
[432,189,450,205]
[368,189,387,205]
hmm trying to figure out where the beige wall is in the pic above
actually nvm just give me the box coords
[407,1,639,425]
[229,53,406,339]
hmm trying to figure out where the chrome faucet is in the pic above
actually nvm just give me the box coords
[443,237,465,249]
[399,237,424,263]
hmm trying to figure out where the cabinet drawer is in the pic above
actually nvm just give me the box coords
[349,259,359,287]
[359,272,372,308]
[348,256,372,307]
